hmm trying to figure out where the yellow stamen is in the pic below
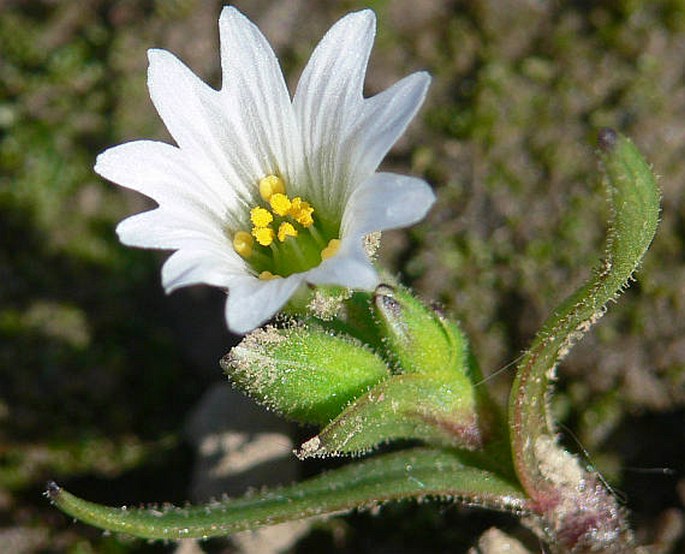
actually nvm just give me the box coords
[289,197,314,227]
[259,175,286,201]
[250,206,273,227]
[232,231,253,258]
[321,238,341,261]
[269,193,292,216]
[277,222,298,242]
[252,226,274,246]
[259,271,282,280]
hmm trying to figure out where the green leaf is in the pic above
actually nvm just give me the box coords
[47,447,527,541]
[508,130,659,549]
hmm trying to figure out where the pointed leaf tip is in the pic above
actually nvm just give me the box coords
[597,127,618,152]
[46,481,61,499]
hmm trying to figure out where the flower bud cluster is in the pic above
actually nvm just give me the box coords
[222,284,496,458]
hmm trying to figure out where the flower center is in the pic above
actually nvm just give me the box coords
[232,175,340,279]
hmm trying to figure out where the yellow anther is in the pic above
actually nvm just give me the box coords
[250,206,273,227]
[269,193,292,216]
[277,222,298,242]
[258,175,286,201]
[232,231,253,258]
[289,197,314,227]
[259,271,282,280]
[321,238,341,261]
[252,226,275,246]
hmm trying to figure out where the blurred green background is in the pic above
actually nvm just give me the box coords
[1,0,684,552]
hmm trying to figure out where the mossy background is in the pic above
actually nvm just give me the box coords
[1,0,684,552]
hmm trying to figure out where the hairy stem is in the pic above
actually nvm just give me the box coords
[509,129,660,552]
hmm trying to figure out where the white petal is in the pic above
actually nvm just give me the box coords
[147,50,218,159]
[305,239,379,290]
[218,7,300,184]
[225,275,304,334]
[147,49,273,206]
[342,172,435,237]
[101,8,435,336]
[116,207,226,250]
[162,245,246,293]
[95,140,235,219]
[345,72,431,186]
[292,10,375,211]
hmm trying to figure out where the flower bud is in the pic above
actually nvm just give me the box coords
[221,324,390,425]
[373,285,468,376]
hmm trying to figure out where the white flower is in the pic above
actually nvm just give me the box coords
[96,7,434,334]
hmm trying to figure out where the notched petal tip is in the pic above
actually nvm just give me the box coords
[146,48,202,92]
[93,142,140,178]
[412,180,437,212]
[115,214,163,249]
[344,174,436,238]
[219,5,240,17]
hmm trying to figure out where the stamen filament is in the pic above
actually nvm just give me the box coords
[288,237,309,268]
[246,247,271,266]
[306,224,327,249]
[269,241,282,266]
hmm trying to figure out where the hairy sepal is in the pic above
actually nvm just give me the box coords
[297,370,482,459]
[222,323,390,425]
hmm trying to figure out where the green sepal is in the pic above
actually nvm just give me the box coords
[373,285,469,376]
[297,369,482,458]
[221,324,390,425]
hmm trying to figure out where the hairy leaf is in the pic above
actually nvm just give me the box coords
[508,130,660,550]
[48,447,526,540]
